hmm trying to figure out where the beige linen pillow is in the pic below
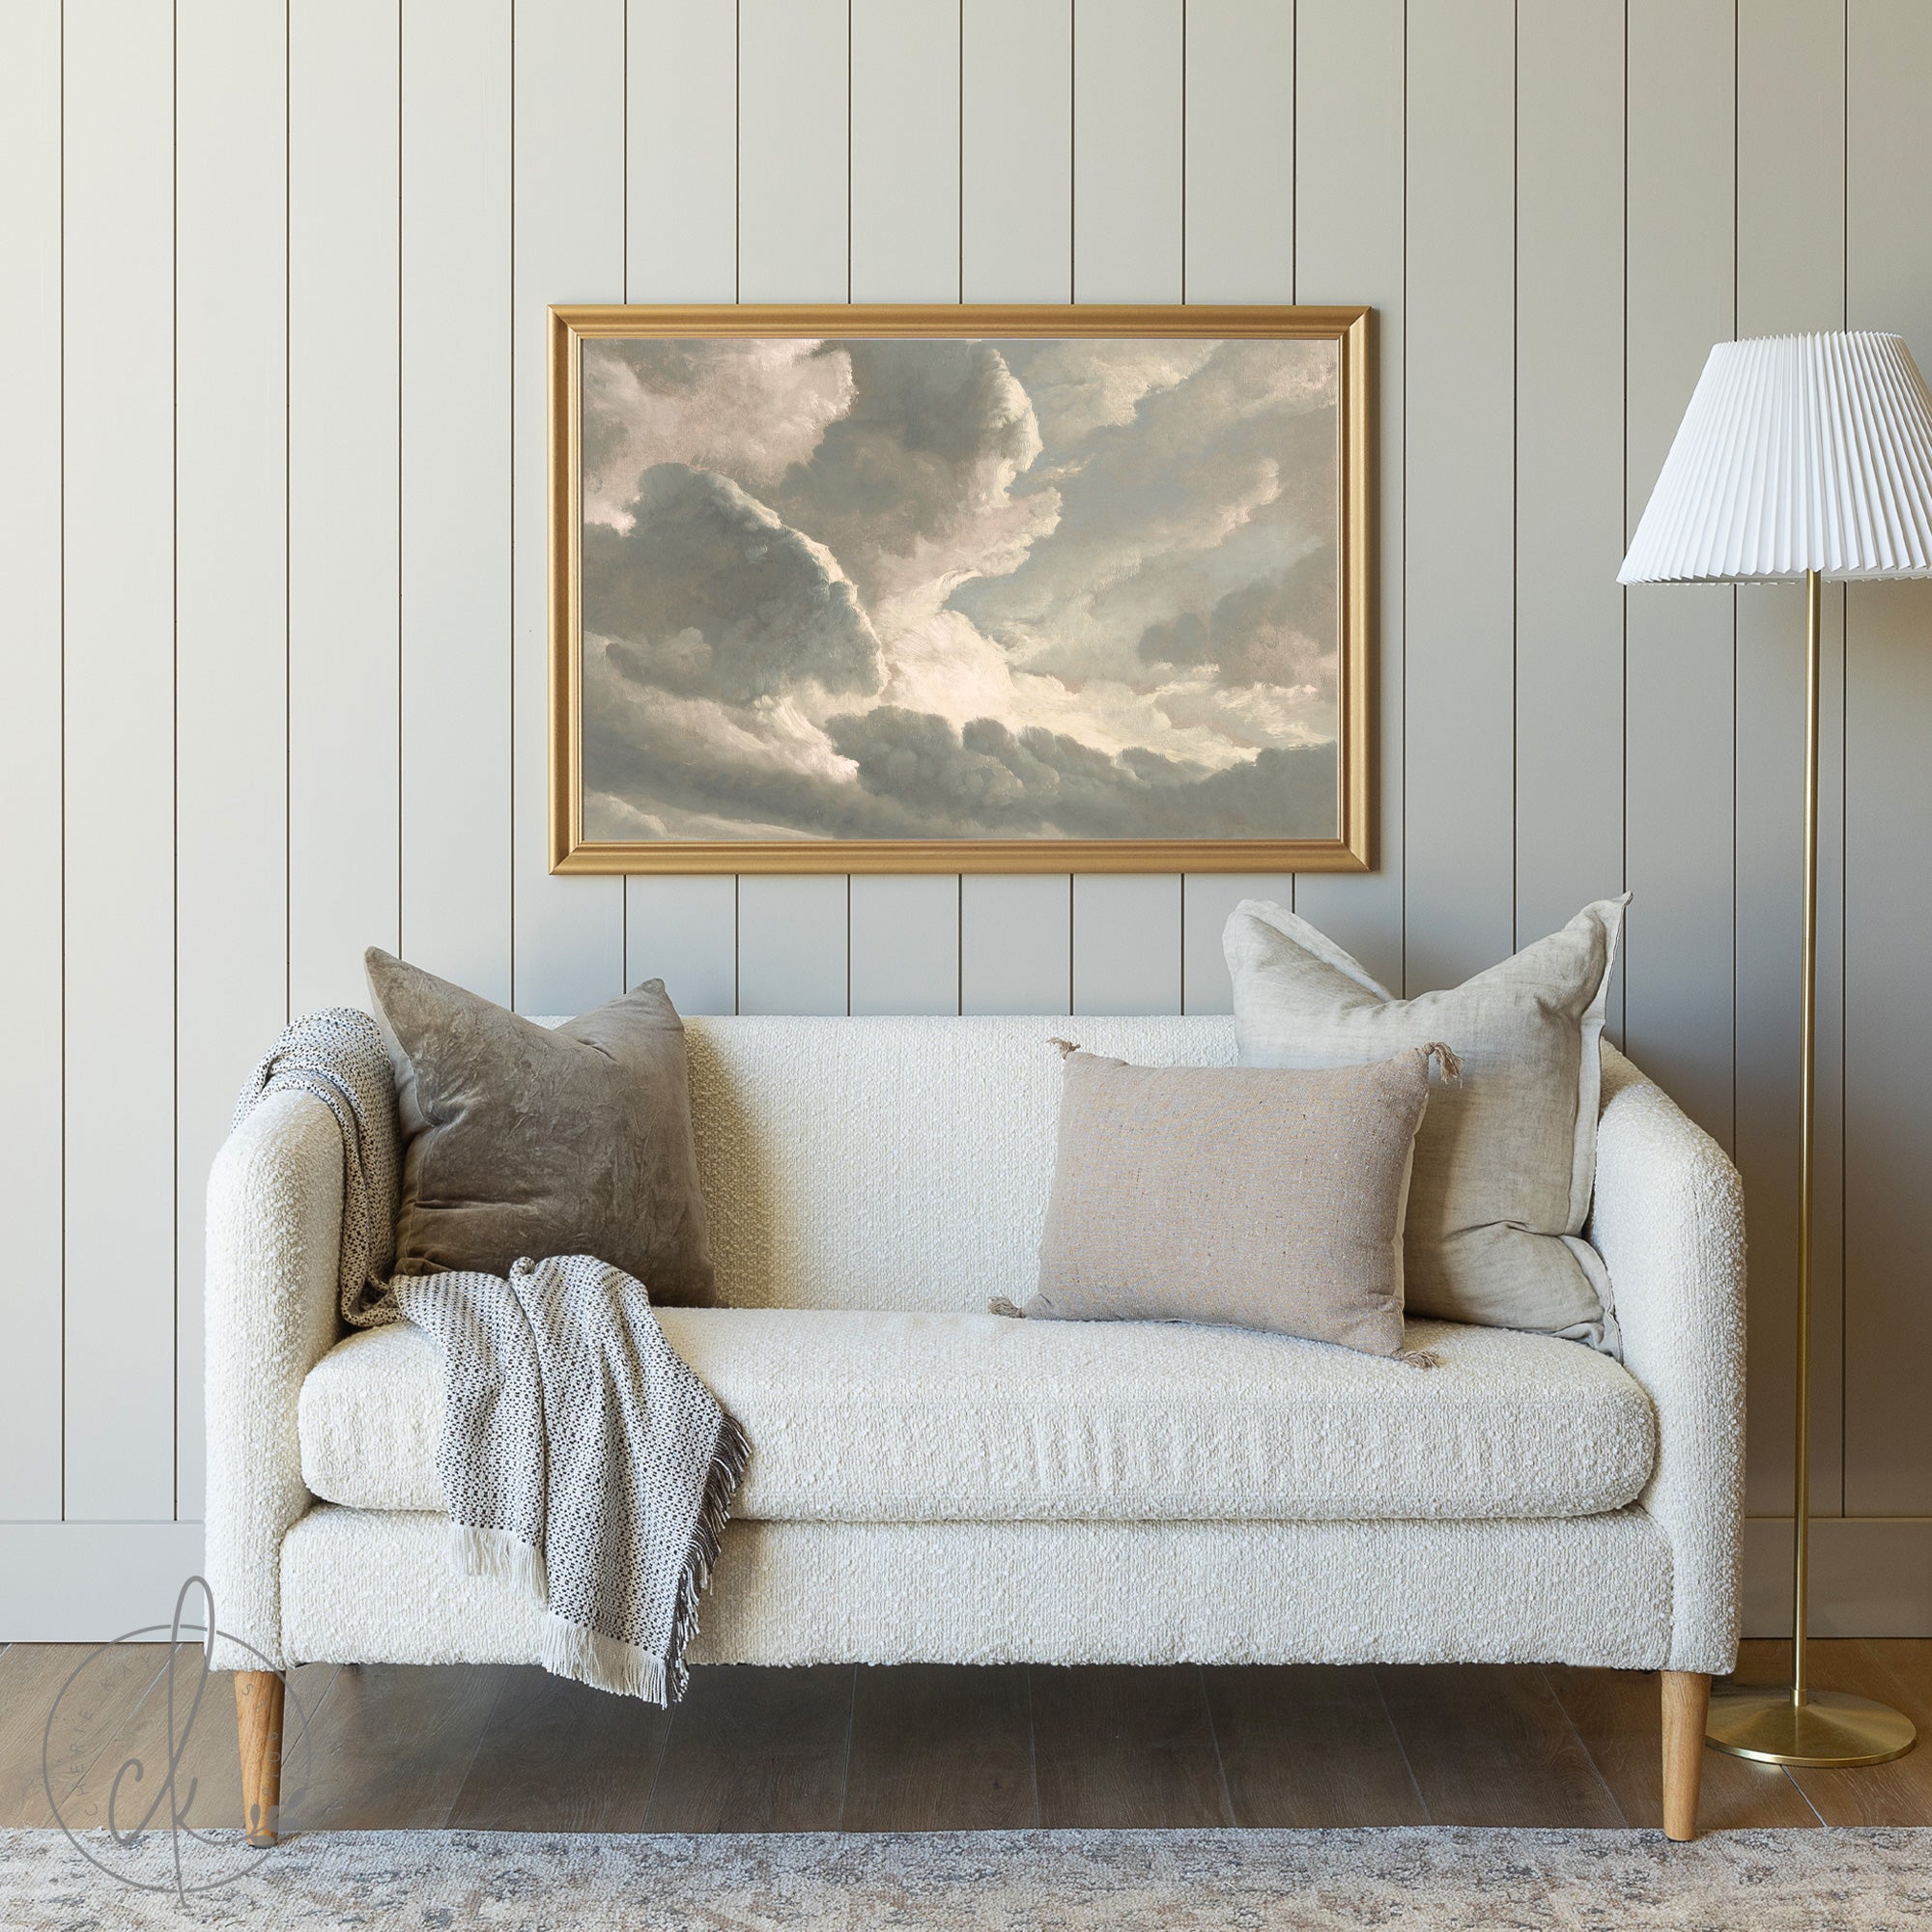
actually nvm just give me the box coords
[1223,897,1627,1349]
[365,950,715,1304]
[1010,1045,1449,1357]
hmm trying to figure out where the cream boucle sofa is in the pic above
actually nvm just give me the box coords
[205,1014,1745,1840]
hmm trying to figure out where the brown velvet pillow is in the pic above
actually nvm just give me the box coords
[364,950,715,1303]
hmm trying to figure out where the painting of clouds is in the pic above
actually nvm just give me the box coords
[576,331,1346,849]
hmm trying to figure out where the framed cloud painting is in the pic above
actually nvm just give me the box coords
[549,304,1373,872]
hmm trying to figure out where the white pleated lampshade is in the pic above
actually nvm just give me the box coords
[1619,331,1932,583]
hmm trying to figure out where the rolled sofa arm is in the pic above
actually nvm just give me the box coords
[1590,1043,1747,1675]
[204,1090,345,1670]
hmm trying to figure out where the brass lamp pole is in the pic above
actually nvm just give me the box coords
[1703,566,1911,1766]
[1620,331,1932,1771]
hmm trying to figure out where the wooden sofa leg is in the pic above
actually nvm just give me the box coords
[235,1670,285,1846]
[1662,1670,1711,1841]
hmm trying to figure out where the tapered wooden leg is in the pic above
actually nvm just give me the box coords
[1661,1670,1710,1841]
[235,1670,285,1846]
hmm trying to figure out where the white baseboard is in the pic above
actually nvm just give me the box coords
[1743,1517,1932,1637]
[0,1523,207,1641]
[3,1519,1925,1642]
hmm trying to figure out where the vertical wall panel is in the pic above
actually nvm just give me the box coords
[288,0,400,1017]
[1183,0,1293,303]
[962,0,1071,303]
[0,0,64,1519]
[734,0,851,1013]
[738,0,848,304]
[627,875,736,1013]
[512,0,627,1016]
[738,876,849,1014]
[1073,876,1182,1014]
[852,0,959,303]
[175,0,289,1520]
[628,0,736,300]
[1515,1,1625,958]
[1624,0,1736,1150]
[850,877,960,1015]
[62,0,176,1520]
[1291,0,1406,995]
[1179,2,1292,1014]
[1845,573,1932,1516]
[960,880,1074,1012]
[1068,0,1182,1012]
[960,0,1074,1014]
[849,0,963,1009]
[724,0,855,999]
[624,0,740,994]
[1733,0,1848,1518]
[1181,873,1295,1014]
[1845,0,1932,1518]
[1072,0,1182,302]
[403,0,512,1006]
[961,875,1071,1013]
[1401,0,1515,994]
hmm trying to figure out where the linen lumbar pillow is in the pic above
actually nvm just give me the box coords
[1009,1044,1453,1357]
[1223,897,1627,1349]
[364,949,715,1304]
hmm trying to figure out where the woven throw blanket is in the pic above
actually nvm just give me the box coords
[235,1009,749,1703]
[232,1007,401,1328]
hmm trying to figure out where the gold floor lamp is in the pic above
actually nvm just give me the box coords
[1621,330,1932,1768]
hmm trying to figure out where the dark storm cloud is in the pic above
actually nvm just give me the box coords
[585,643,1338,841]
[582,463,881,702]
[584,714,926,839]
[771,339,1053,602]
[824,706,1339,839]
[1136,546,1338,693]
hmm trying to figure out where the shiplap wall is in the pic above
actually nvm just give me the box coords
[4,0,1931,1636]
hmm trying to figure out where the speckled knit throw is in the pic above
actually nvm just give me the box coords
[232,1007,401,1329]
[5,1828,1928,1930]
[394,1257,748,1703]
[236,1011,748,1704]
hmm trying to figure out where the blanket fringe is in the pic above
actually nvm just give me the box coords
[661,1408,753,1704]
[445,1406,748,1708]
[449,1521,548,1599]
[541,1616,669,1704]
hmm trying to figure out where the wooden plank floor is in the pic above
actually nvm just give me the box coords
[0,1641,1925,1834]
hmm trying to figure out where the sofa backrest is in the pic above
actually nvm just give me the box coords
[680,1013,1236,1312]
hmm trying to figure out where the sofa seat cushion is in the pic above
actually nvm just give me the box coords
[298,1309,1656,1524]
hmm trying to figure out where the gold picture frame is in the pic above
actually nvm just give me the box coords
[550,303,1374,874]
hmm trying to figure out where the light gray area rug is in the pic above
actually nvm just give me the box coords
[3,1826,1930,1930]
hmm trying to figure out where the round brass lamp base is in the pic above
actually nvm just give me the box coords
[1706,1686,1917,1768]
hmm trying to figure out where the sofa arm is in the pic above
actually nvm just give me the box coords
[1590,1043,1747,1675]
[204,1090,345,1670]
